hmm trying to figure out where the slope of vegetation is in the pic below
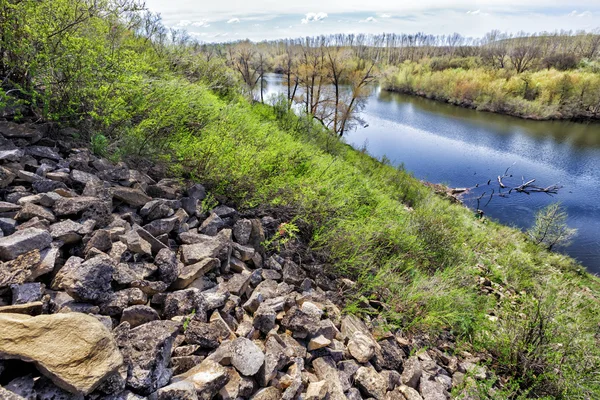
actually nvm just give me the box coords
[2,1,600,398]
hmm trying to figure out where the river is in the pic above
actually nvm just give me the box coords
[264,74,600,274]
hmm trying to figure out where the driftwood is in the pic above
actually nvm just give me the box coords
[449,164,562,214]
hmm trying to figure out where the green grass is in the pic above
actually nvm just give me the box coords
[121,78,600,398]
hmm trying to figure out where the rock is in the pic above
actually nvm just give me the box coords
[0,148,24,161]
[307,334,331,351]
[17,170,44,183]
[0,250,40,288]
[125,320,181,395]
[253,302,276,334]
[50,219,83,244]
[0,228,52,261]
[85,229,113,254]
[99,288,147,317]
[226,272,251,296]
[120,305,160,328]
[0,166,16,188]
[180,230,231,265]
[156,380,199,400]
[52,255,114,303]
[233,219,252,245]
[419,375,449,400]
[0,301,43,315]
[396,384,424,400]
[187,184,206,201]
[140,200,174,221]
[0,217,18,235]
[355,366,387,400]
[281,306,320,339]
[133,225,168,254]
[256,335,288,387]
[184,319,233,349]
[120,230,151,256]
[111,187,152,207]
[172,360,229,400]
[15,202,56,223]
[337,360,360,392]
[32,179,68,193]
[305,380,328,400]
[25,145,61,161]
[250,387,281,400]
[0,313,122,395]
[231,337,265,376]
[163,289,208,320]
[11,283,42,304]
[143,216,178,237]
[154,248,180,286]
[172,258,219,290]
[311,357,347,400]
[401,357,423,390]
[53,196,102,216]
[282,260,306,286]
[0,202,21,213]
[199,213,224,236]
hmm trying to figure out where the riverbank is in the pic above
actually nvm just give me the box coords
[381,63,600,122]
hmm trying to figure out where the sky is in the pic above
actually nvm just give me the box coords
[144,0,600,42]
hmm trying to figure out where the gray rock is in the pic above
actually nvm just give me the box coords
[0,217,18,235]
[120,230,151,256]
[419,375,449,400]
[199,213,224,236]
[143,215,178,237]
[172,258,219,290]
[163,288,208,320]
[184,320,231,349]
[0,228,52,261]
[253,302,276,334]
[281,306,320,339]
[0,166,16,188]
[140,200,174,221]
[52,255,114,303]
[172,360,229,400]
[50,220,83,244]
[124,320,181,395]
[0,148,24,161]
[179,229,231,265]
[233,219,252,245]
[256,335,288,387]
[337,360,361,392]
[355,366,387,400]
[180,197,199,217]
[11,282,43,304]
[401,357,423,389]
[154,248,180,286]
[311,357,347,400]
[15,202,56,223]
[187,184,206,201]
[397,384,424,400]
[226,272,251,296]
[282,260,306,286]
[53,196,103,216]
[121,305,160,328]
[156,380,198,400]
[230,337,265,376]
[32,179,68,193]
[25,145,61,161]
[111,187,152,207]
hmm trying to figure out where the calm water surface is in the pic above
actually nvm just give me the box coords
[265,74,600,274]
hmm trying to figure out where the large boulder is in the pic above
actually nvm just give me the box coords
[0,313,122,395]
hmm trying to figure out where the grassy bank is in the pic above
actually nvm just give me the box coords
[381,61,600,121]
[2,1,600,397]
[125,79,600,398]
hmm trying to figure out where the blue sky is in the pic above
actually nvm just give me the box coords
[144,0,600,42]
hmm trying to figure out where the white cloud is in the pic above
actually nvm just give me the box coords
[227,17,240,23]
[379,13,392,18]
[567,10,592,17]
[359,16,377,23]
[192,19,210,27]
[177,20,192,26]
[301,12,328,24]
[467,9,490,16]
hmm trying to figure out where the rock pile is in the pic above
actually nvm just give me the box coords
[0,121,488,399]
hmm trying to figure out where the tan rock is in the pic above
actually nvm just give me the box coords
[0,313,123,395]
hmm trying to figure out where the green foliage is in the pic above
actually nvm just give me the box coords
[262,220,300,252]
[528,203,577,250]
[91,133,109,157]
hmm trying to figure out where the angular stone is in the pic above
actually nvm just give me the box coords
[185,319,232,349]
[419,375,449,400]
[32,179,68,193]
[52,255,114,303]
[124,320,181,395]
[257,335,288,387]
[156,380,198,400]
[25,145,61,161]
[154,247,180,286]
[187,184,206,201]
[0,148,24,162]
[180,229,231,265]
[307,334,331,351]
[401,357,423,389]
[15,202,55,223]
[53,196,102,216]
[305,380,328,400]
[112,187,152,207]
[50,220,83,244]
[282,260,306,286]
[337,360,360,392]
[355,366,387,400]
[120,230,151,256]
[311,357,347,400]
[0,166,16,188]
[233,219,252,245]
[70,169,100,185]
[11,283,42,304]
[163,288,208,320]
[226,272,251,296]
[231,337,265,376]
[199,213,224,236]
[348,331,377,363]
[120,305,159,328]
[0,313,122,395]
[140,200,174,221]
[143,216,178,237]
[172,360,229,400]
[172,258,219,290]
[0,228,52,261]
[0,202,21,213]
[397,384,424,400]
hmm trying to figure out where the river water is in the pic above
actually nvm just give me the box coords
[264,74,600,274]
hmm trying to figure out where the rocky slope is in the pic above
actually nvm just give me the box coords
[0,121,489,399]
